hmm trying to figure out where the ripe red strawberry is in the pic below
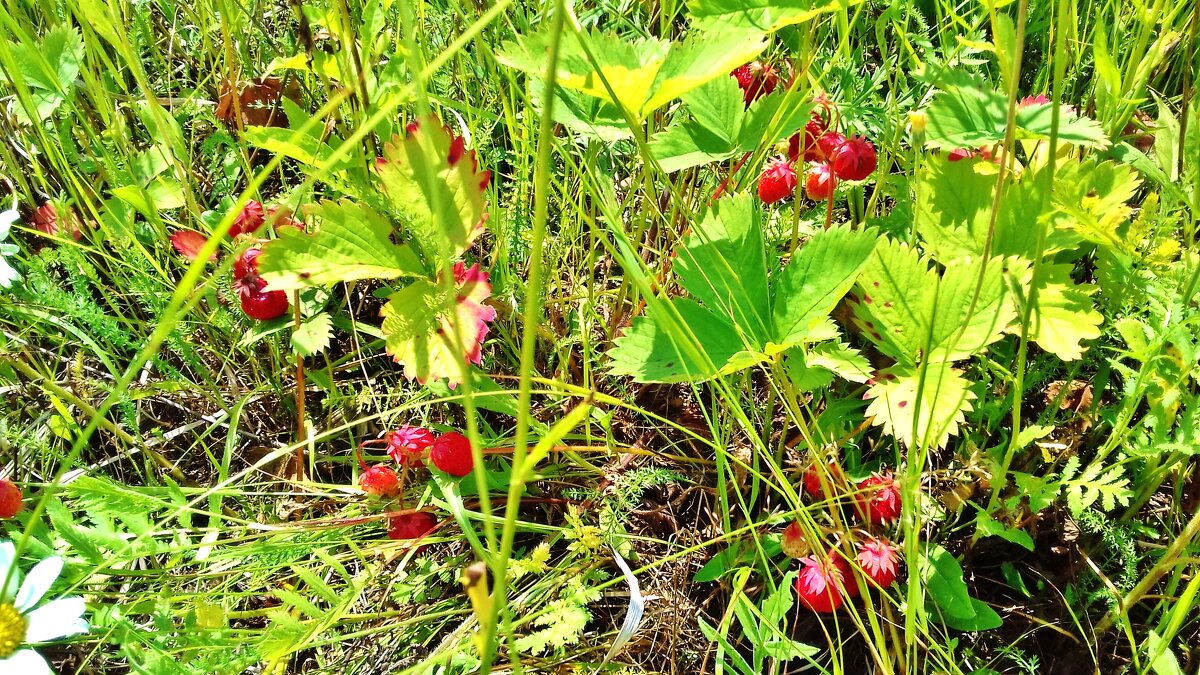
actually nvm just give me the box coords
[816,131,847,162]
[240,289,289,321]
[805,163,836,201]
[387,425,435,467]
[855,472,901,525]
[228,200,265,238]
[781,521,808,559]
[802,459,844,500]
[388,511,438,541]
[856,536,900,590]
[831,135,877,181]
[430,431,474,477]
[795,552,852,613]
[0,479,21,519]
[788,116,828,163]
[730,61,780,106]
[359,464,401,497]
[1019,93,1050,107]
[757,157,797,204]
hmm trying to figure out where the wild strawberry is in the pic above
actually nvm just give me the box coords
[816,131,847,162]
[781,521,808,559]
[805,163,836,201]
[757,157,797,204]
[240,289,289,321]
[788,117,827,163]
[1019,94,1050,107]
[388,511,438,542]
[387,425,435,467]
[730,61,780,106]
[856,536,900,590]
[228,200,265,238]
[855,472,901,526]
[802,459,844,500]
[795,552,852,613]
[947,148,976,162]
[831,135,877,181]
[0,479,21,519]
[359,464,400,497]
[430,431,474,477]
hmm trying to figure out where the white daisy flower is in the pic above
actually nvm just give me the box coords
[0,541,89,674]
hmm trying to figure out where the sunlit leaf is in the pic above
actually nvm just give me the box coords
[688,0,867,33]
[864,362,976,449]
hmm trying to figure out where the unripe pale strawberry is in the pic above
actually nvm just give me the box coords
[781,521,808,559]
[757,157,797,205]
[805,163,836,201]
[855,472,901,525]
[358,464,400,497]
[430,431,474,477]
[831,135,877,181]
[0,479,21,519]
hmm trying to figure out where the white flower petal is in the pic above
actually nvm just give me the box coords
[16,557,63,612]
[23,597,88,643]
[0,542,22,601]
[0,648,53,675]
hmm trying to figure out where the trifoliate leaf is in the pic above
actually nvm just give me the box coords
[607,299,746,383]
[688,0,867,34]
[865,362,976,449]
[6,25,85,123]
[290,312,333,357]
[497,28,766,121]
[925,255,1016,362]
[675,194,771,338]
[258,200,423,291]
[532,82,631,142]
[1005,260,1103,361]
[769,224,878,351]
[375,120,489,259]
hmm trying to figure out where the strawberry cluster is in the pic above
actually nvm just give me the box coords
[783,462,903,613]
[727,77,879,207]
[356,424,480,549]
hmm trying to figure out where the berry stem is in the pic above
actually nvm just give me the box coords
[709,151,753,203]
[823,188,835,230]
[291,290,307,481]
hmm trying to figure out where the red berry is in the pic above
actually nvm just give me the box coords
[805,163,836,201]
[359,464,400,497]
[757,157,797,205]
[802,460,844,500]
[831,135,877,181]
[229,200,265,238]
[240,289,289,321]
[388,511,438,541]
[855,472,902,526]
[781,521,808,559]
[387,425,435,467]
[0,479,21,519]
[430,431,474,477]
[795,552,852,613]
[856,536,900,590]
[233,247,269,299]
[1019,94,1050,107]
[730,61,779,106]
[816,131,847,162]
[947,148,976,162]
[788,116,828,163]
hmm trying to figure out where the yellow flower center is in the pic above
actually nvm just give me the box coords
[0,602,26,658]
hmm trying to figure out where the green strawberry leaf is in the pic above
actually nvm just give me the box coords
[925,255,1016,362]
[532,82,631,142]
[864,362,976,449]
[688,0,867,34]
[675,194,771,338]
[849,238,937,362]
[607,299,747,383]
[923,83,1108,150]
[375,121,489,260]
[768,224,878,351]
[497,28,766,122]
[290,312,333,357]
[379,276,483,388]
[257,200,423,292]
[918,543,1003,631]
[7,25,85,123]
[1005,260,1103,361]
[649,76,813,172]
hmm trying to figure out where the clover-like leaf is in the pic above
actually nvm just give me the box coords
[607,299,746,383]
[865,362,976,449]
[257,200,423,292]
[375,119,489,260]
